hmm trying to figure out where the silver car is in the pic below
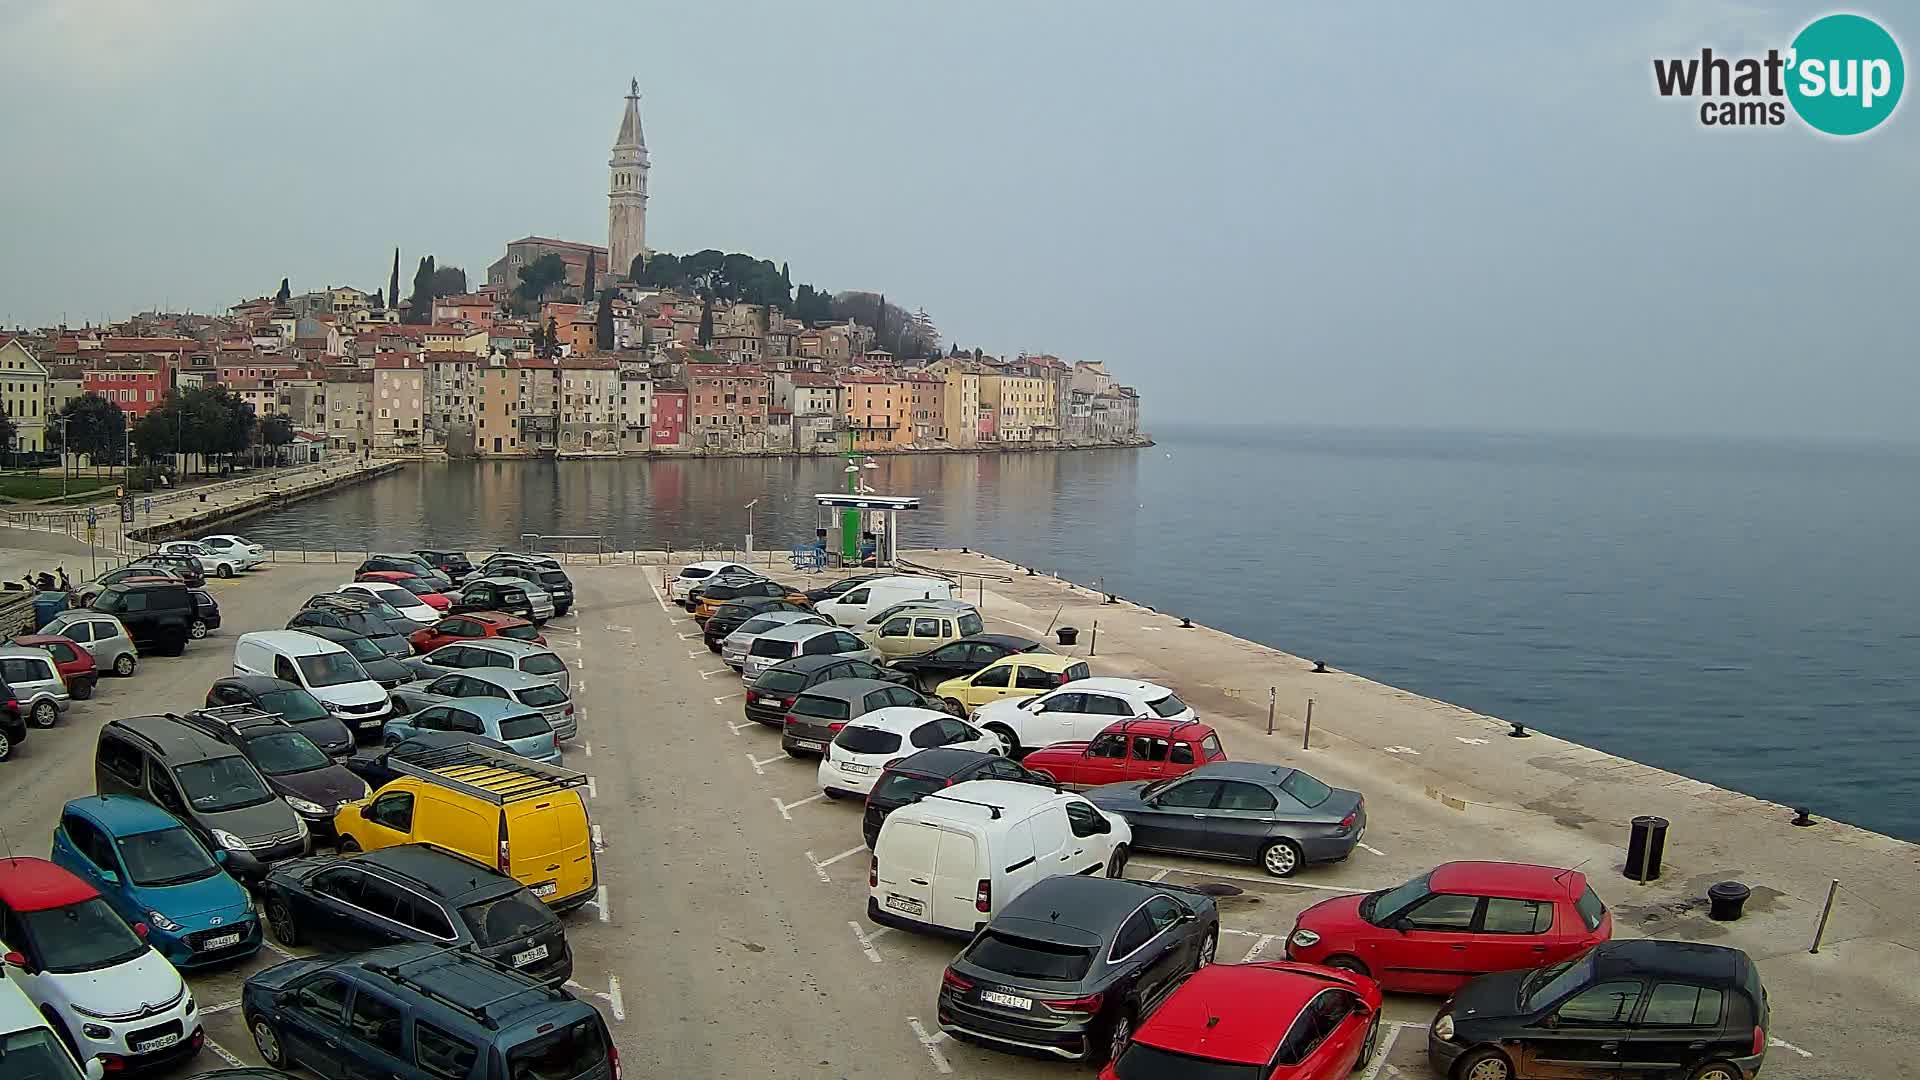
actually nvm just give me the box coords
[41,610,138,677]
[741,624,883,682]
[460,667,578,740]
[0,645,69,728]
[470,575,555,622]
[722,611,829,670]
[407,638,572,696]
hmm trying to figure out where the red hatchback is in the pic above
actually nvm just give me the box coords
[1101,962,1383,1080]
[407,611,545,653]
[357,569,452,611]
[12,634,98,699]
[1021,718,1226,788]
[1285,861,1612,995]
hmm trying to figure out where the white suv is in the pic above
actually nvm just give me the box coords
[818,706,1003,798]
[971,678,1196,755]
[197,534,266,570]
[670,561,753,604]
[0,858,200,1072]
[156,540,243,579]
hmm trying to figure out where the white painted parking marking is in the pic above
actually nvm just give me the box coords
[727,720,755,736]
[261,939,303,961]
[586,775,598,799]
[808,845,866,882]
[1358,1022,1402,1080]
[850,920,885,963]
[772,792,826,820]
[1239,933,1279,962]
[644,573,672,615]
[544,624,578,635]
[1455,736,1488,746]
[1148,867,1171,882]
[205,1038,245,1067]
[907,1017,954,1074]
[1383,745,1421,755]
[746,752,786,776]
[687,649,706,658]
[604,625,632,634]
[698,668,730,679]
[591,823,604,854]
[1135,863,1374,894]
[679,632,701,640]
[582,740,593,757]
[550,637,580,650]
[1770,1037,1814,1058]
[200,998,243,1015]
[713,693,742,704]
[565,977,627,1022]
[1358,842,1387,857]
[594,884,610,923]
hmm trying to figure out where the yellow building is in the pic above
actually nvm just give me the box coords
[927,360,982,448]
[423,326,490,354]
[842,374,912,450]
[978,372,1053,443]
[0,336,50,452]
[474,363,527,457]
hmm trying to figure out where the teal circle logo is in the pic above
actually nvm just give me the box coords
[1787,14,1904,135]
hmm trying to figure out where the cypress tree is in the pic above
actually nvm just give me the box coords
[388,248,400,311]
[275,278,290,303]
[583,256,597,303]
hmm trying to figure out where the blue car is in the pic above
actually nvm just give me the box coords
[50,795,262,969]
[383,692,562,764]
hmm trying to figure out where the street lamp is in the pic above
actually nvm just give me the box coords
[744,498,758,556]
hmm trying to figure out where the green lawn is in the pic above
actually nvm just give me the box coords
[0,473,118,501]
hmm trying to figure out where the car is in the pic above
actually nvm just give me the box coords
[383,696,562,765]
[180,1070,294,1080]
[1020,718,1227,789]
[743,654,912,726]
[1087,762,1366,878]
[233,631,393,736]
[41,611,138,677]
[480,562,574,617]
[128,552,206,588]
[50,794,262,969]
[0,688,27,761]
[332,742,595,910]
[670,559,753,603]
[0,644,69,729]
[719,609,827,668]
[286,603,410,658]
[860,747,1049,848]
[933,652,1092,718]
[451,577,553,624]
[1428,940,1770,1080]
[803,571,889,603]
[241,943,616,1079]
[354,552,453,589]
[1287,862,1614,995]
[812,574,958,626]
[0,972,106,1080]
[340,731,514,791]
[391,667,577,741]
[196,534,267,570]
[337,581,439,624]
[1101,961,1385,1080]
[189,587,222,639]
[74,565,178,606]
[886,633,1052,689]
[177,707,372,839]
[971,677,1190,756]
[410,548,474,582]
[702,597,815,653]
[781,677,940,757]
[90,579,197,655]
[12,634,98,700]
[299,592,424,642]
[742,623,884,682]
[858,596,982,631]
[356,570,451,611]
[402,638,572,696]
[156,540,244,579]
[693,577,809,622]
[260,844,571,985]
[0,856,205,1072]
[684,570,762,611]
[936,875,1219,1065]
[818,706,1004,799]
[206,676,355,757]
[95,715,310,878]
[292,625,414,689]
[408,611,544,654]
[479,552,563,575]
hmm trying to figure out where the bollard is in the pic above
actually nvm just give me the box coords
[1089,620,1098,656]
[1626,816,1668,883]
[1808,879,1839,953]
[1311,659,1328,673]
[1302,698,1314,749]
[1266,687,1276,736]
[1179,616,1192,628]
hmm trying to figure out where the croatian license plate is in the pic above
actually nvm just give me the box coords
[513,943,550,967]
[980,990,1033,1010]
[134,1033,181,1053]
[532,882,558,898]
[794,739,823,751]
[358,718,383,729]
[840,761,872,774]
[884,894,924,916]
[202,933,241,950]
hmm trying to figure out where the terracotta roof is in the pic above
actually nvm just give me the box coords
[559,356,618,370]
[507,236,608,255]
[373,356,420,370]
[102,337,195,352]
[786,372,841,388]
[686,364,765,378]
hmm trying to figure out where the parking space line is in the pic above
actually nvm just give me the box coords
[201,999,243,1015]
[585,775,597,799]
[713,693,741,704]
[746,752,786,775]
[1239,933,1279,962]
[698,668,730,679]
[726,720,755,736]
[565,976,627,1022]
[772,793,826,820]
[544,624,578,635]
[1357,842,1387,857]
[907,1017,954,1074]
[807,845,866,882]
[1770,1037,1814,1058]
[679,632,701,640]
[1358,1022,1401,1080]
[850,920,885,963]
[644,573,672,615]
[604,625,632,634]
[593,884,610,923]
[550,637,580,650]
[205,1037,245,1067]
[583,740,593,757]
[591,823,605,853]
[687,649,706,658]
[1147,867,1171,882]
[1134,862,1374,894]
[260,939,304,961]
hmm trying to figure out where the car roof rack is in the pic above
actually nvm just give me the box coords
[387,742,588,804]
[362,948,562,1029]
[922,792,1003,819]
[181,704,288,732]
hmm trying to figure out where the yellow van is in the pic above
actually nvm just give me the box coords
[333,743,596,911]
[933,652,1092,715]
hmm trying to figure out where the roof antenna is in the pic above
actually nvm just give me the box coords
[0,823,16,863]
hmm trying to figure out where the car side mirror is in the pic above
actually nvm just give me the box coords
[99,870,120,885]
[1352,1001,1373,1017]
[214,850,229,866]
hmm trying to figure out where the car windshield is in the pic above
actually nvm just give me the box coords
[392,578,436,597]
[1278,770,1333,807]
[366,587,413,608]
[244,730,332,775]
[258,688,330,723]
[520,653,566,676]
[962,930,1094,982]
[19,898,147,973]
[498,713,552,740]
[754,670,809,695]
[506,1017,608,1080]
[791,695,849,721]
[871,771,945,803]
[298,651,369,688]
[335,636,385,662]
[1363,871,1432,923]
[174,757,275,811]
[1113,1042,1261,1080]
[499,623,539,641]
[681,568,712,580]
[1523,954,1596,1008]
[0,1026,87,1080]
[835,726,902,755]
[462,890,560,946]
[1147,693,1189,717]
[116,826,219,887]
[359,600,406,623]
[515,684,567,708]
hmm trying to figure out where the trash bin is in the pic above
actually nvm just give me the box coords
[1624,815,1669,881]
[32,591,67,631]
[1707,881,1751,921]
[1056,626,1079,647]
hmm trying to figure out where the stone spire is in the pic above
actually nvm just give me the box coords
[608,79,650,282]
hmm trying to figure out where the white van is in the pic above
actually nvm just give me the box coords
[232,630,392,734]
[0,973,103,1079]
[868,779,1131,938]
[815,574,958,628]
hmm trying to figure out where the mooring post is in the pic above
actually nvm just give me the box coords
[1809,879,1840,953]
[1303,698,1314,749]
[1089,620,1098,657]
[1266,687,1276,736]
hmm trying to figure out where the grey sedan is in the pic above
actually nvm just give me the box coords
[1085,761,1366,877]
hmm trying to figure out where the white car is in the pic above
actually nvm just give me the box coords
[970,677,1196,755]
[197,534,266,570]
[670,560,753,604]
[337,581,438,624]
[817,706,1004,798]
[154,540,243,579]
[721,610,828,669]
[0,859,200,1072]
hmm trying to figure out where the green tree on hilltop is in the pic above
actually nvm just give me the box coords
[275,278,290,303]
[407,256,437,324]
[388,248,401,311]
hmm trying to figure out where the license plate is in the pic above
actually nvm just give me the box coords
[358,718,383,729]
[134,1033,181,1053]
[201,933,241,951]
[512,943,550,967]
[980,990,1033,1010]
[840,761,873,774]
[884,894,924,916]
[532,882,558,898]
[793,739,823,751]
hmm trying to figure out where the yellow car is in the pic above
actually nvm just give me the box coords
[333,744,596,911]
[933,652,1092,715]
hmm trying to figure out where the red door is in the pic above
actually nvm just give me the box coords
[1378,893,1483,994]
[1130,733,1173,782]
[1076,732,1133,785]
[1470,896,1559,978]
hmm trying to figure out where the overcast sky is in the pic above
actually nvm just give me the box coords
[1,1,1913,438]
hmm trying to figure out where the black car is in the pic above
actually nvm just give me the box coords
[189,586,222,639]
[862,747,1049,847]
[292,625,414,688]
[91,579,197,654]
[356,553,452,589]
[260,843,572,985]
[130,552,206,587]
[804,572,889,603]
[744,654,912,725]
[685,570,764,610]
[412,549,474,582]
[703,597,813,651]
[0,680,25,761]
[342,731,513,790]
[939,875,1220,1065]
[485,563,574,617]
[287,604,410,658]
[206,676,355,758]
[886,633,1053,688]
[179,707,371,838]
[1086,762,1367,878]
[1429,940,1769,1080]
[451,578,541,621]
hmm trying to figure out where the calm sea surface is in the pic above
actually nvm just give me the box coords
[239,427,1920,840]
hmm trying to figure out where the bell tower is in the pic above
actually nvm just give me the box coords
[608,78,650,282]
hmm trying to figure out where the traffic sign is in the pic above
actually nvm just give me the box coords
[144,497,153,514]
[118,496,133,524]
[84,507,97,527]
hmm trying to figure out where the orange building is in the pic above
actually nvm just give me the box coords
[842,374,912,450]
[686,364,769,450]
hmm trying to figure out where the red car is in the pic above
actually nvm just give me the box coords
[12,633,98,699]
[407,610,545,653]
[1285,861,1613,995]
[1100,961,1383,1080]
[1019,718,1226,788]
[356,569,452,611]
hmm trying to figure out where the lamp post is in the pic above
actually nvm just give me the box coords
[744,498,757,557]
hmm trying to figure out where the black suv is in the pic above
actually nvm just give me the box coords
[413,549,474,582]
[702,597,812,651]
[91,579,197,654]
[130,552,206,587]
[743,654,911,726]
[177,706,371,838]
[862,748,1048,847]
[207,676,354,757]
[260,844,571,985]
[288,600,411,657]
[482,563,573,617]
[450,578,539,622]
